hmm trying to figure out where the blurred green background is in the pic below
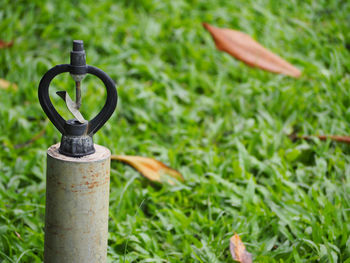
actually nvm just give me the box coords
[1,0,350,262]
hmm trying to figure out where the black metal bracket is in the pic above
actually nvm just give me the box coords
[38,40,118,157]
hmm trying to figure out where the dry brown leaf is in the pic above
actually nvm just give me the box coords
[111,155,184,185]
[14,121,48,149]
[230,234,253,263]
[14,231,22,240]
[0,40,13,49]
[203,23,301,78]
[289,133,350,144]
[0,78,18,90]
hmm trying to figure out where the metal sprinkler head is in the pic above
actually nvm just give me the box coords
[38,40,118,157]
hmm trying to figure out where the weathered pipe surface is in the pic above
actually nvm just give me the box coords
[44,143,110,263]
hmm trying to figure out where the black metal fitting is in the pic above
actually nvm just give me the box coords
[38,40,118,157]
[70,40,87,75]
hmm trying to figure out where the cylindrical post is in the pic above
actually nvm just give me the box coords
[44,143,111,263]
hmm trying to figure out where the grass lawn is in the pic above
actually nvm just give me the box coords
[1,0,350,262]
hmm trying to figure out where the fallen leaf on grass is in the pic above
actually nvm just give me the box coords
[0,40,13,49]
[289,133,350,144]
[111,155,184,185]
[0,79,18,90]
[14,121,48,149]
[203,23,301,78]
[14,231,22,240]
[230,234,253,263]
